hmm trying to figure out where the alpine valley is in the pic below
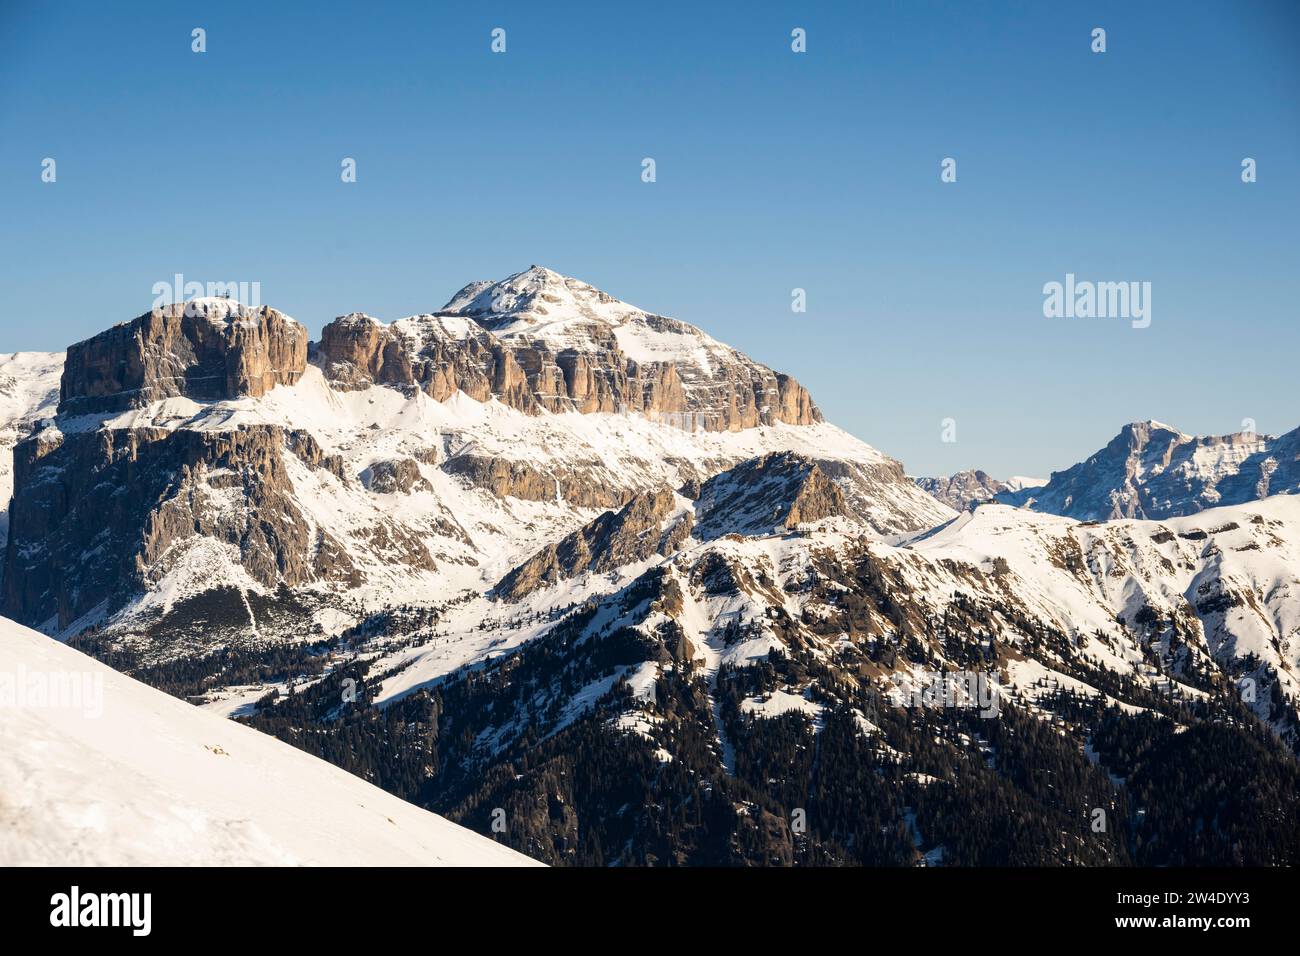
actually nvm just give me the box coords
[3,266,1299,866]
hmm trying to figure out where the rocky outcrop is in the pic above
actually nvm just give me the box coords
[495,488,690,601]
[997,421,1300,521]
[694,452,850,539]
[362,457,432,495]
[442,453,631,510]
[0,352,63,556]
[312,267,822,433]
[0,423,399,629]
[313,313,538,411]
[914,469,1009,511]
[59,301,307,415]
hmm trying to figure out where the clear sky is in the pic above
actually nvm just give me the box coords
[1,0,1297,479]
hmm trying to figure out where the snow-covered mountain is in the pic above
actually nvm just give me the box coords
[4,272,1300,866]
[997,420,1300,521]
[340,483,1300,864]
[1,271,951,654]
[318,265,822,432]
[0,613,536,865]
[414,484,1300,749]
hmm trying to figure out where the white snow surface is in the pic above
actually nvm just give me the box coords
[442,265,769,374]
[0,614,539,866]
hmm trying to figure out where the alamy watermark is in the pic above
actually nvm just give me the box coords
[151,273,262,315]
[50,886,150,936]
[1043,273,1151,329]
[887,669,1001,718]
[0,665,103,719]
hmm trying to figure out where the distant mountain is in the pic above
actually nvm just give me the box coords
[1004,475,1048,493]
[914,469,1011,511]
[997,420,1300,521]
[0,613,536,865]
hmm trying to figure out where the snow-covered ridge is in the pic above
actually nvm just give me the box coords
[0,613,539,865]
[440,264,729,368]
[311,265,825,434]
[997,419,1300,521]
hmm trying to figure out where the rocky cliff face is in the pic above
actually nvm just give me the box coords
[998,420,1300,521]
[495,488,691,601]
[694,451,850,539]
[914,469,1009,511]
[494,452,858,601]
[60,300,307,415]
[1,422,370,630]
[0,352,62,554]
[312,267,821,432]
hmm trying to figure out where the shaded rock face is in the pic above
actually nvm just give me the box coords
[442,453,631,510]
[312,268,822,433]
[60,301,308,415]
[998,421,1300,521]
[362,457,432,495]
[694,452,849,539]
[0,352,63,556]
[0,424,373,629]
[495,488,690,601]
[914,469,1009,511]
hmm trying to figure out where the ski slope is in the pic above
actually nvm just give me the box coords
[0,616,540,866]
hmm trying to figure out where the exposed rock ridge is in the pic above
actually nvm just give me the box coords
[914,469,1010,511]
[311,267,822,432]
[0,422,431,629]
[60,301,308,415]
[694,451,850,539]
[998,420,1300,521]
[494,488,690,601]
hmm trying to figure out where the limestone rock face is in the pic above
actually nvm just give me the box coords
[694,452,850,539]
[312,267,822,432]
[914,469,1009,512]
[60,300,308,415]
[0,422,436,629]
[441,454,629,510]
[495,488,690,601]
[362,457,432,495]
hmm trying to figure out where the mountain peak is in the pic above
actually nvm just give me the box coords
[1119,419,1185,439]
[440,265,632,334]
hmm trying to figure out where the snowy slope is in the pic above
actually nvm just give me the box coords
[901,498,1300,725]
[370,490,1300,757]
[0,615,539,866]
[443,265,727,364]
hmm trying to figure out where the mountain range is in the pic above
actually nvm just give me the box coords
[914,420,1300,518]
[2,266,1298,866]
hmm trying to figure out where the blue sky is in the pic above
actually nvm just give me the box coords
[1,0,1297,478]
